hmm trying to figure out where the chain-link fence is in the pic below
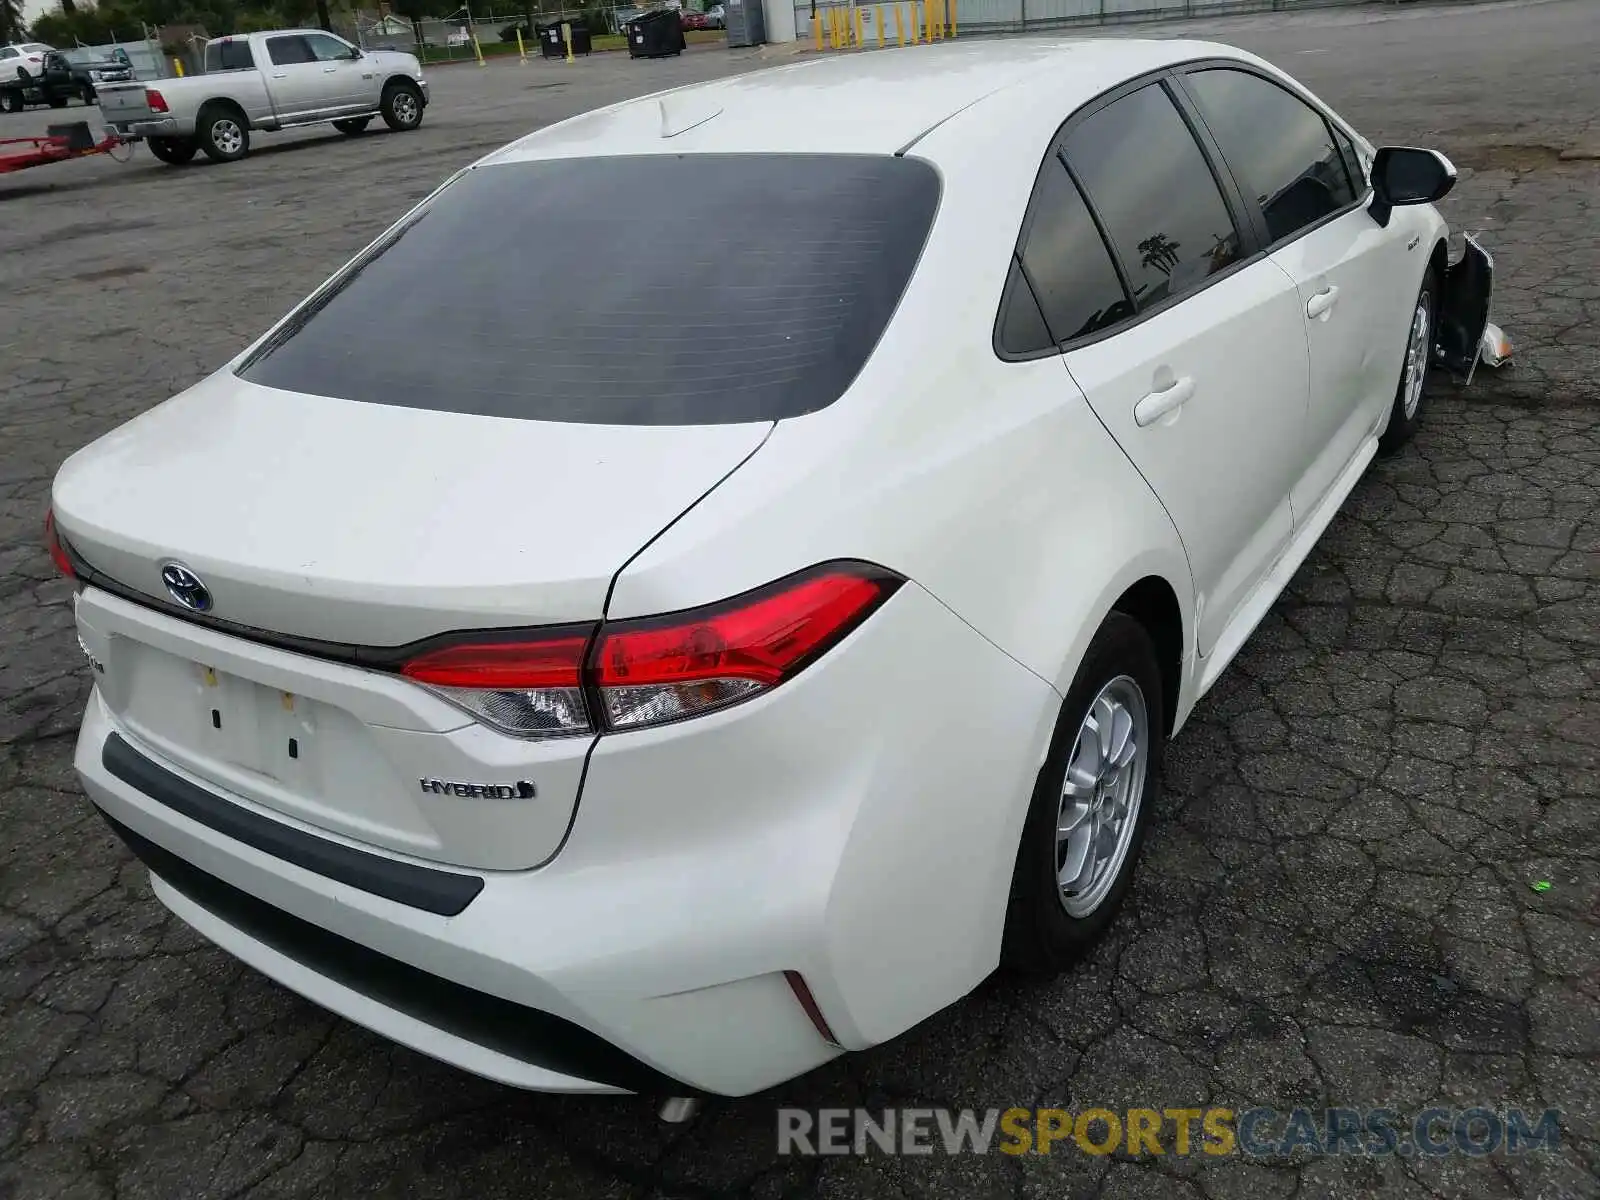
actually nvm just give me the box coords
[795,0,1368,41]
[345,5,692,57]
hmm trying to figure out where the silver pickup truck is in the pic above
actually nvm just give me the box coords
[96,29,428,166]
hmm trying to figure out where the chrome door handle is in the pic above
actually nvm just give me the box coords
[1306,286,1340,320]
[322,66,338,72]
[1133,376,1196,427]
[271,72,287,78]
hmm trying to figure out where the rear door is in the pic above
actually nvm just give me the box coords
[1176,65,1410,520]
[1056,79,1311,659]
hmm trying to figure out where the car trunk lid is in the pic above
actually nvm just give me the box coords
[56,375,770,870]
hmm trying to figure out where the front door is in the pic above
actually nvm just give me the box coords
[1057,81,1311,659]
[1176,65,1412,520]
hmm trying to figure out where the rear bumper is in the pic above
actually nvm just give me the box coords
[75,580,1061,1095]
[113,117,181,137]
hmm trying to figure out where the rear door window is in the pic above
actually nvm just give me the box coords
[1063,83,1244,313]
[238,155,941,425]
[1181,68,1359,245]
[1015,156,1130,344]
[205,38,256,72]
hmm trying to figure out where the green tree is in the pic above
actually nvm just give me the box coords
[1,0,26,42]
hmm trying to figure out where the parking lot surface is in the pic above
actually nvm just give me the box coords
[1,2,1596,1196]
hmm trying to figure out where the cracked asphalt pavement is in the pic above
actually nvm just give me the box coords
[1,1,1596,1196]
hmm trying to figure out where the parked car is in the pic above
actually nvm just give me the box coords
[680,10,709,30]
[705,4,725,27]
[0,42,52,85]
[51,39,1491,1102]
[57,46,137,102]
[93,29,426,165]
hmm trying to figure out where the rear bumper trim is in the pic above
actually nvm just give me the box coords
[102,732,483,917]
[96,807,689,1095]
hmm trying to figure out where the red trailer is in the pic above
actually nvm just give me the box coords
[0,121,133,175]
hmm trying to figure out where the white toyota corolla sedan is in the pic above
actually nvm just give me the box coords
[50,38,1492,1100]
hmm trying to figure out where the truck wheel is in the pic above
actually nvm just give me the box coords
[333,116,372,135]
[48,95,69,108]
[147,136,198,165]
[80,84,96,104]
[1,91,22,114]
[379,81,423,132]
[196,106,250,163]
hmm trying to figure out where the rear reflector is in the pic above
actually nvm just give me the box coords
[44,509,75,580]
[395,562,902,739]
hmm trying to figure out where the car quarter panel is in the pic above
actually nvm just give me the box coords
[571,580,1064,1050]
[605,56,1199,710]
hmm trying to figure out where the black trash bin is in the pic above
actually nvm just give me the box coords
[537,18,594,57]
[626,9,686,58]
[536,20,565,57]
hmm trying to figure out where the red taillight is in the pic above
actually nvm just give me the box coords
[401,633,588,691]
[400,626,593,739]
[591,566,898,730]
[145,88,168,113]
[396,563,901,739]
[44,508,75,580]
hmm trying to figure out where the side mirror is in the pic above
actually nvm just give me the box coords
[1370,146,1456,228]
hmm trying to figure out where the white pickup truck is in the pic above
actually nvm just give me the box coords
[95,29,428,166]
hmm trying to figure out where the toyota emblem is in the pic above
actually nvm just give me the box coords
[159,562,213,613]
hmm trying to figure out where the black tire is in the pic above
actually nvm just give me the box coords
[1378,266,1439,455]
[80,84,95,104]
[196,105,250,163]
[1001,612,1165,975]
[333,116,372,135]
[47,95,68,108]
[1,90,22,114]
[146,136,198,165]
[379,81,423,132]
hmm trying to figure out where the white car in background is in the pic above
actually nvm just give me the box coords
[0,42,53,83]
[50,39,1491,1100]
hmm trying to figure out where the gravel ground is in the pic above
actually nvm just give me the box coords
[1,1,1596,1196]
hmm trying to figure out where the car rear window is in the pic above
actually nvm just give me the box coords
[236,154,941,425]
[204,38,254,72]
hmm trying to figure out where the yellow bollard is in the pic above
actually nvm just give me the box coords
[948,0,956,36]
[894,2,905,45]
[472,32,486,65]
[924,0,933,40]
[853,6,863,46]
[515,27,527,62]
[875,4,884,46]
[172,57,185,76]
[813,12,823,49]
[561,21,574,62]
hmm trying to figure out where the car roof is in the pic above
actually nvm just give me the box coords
[486,38,1251,163]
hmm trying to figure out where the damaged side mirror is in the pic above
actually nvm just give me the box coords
[1369,147,1457,227]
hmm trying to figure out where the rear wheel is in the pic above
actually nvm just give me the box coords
[333,116,372,135]
[196,106,250,163]
[146,136,198,165]
[1001,613,1164,974]
[1379,266,1439,454]
[80,84,95,104]
[379,81,423,131]
[47,95,68,108]
[1,90,22,114]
